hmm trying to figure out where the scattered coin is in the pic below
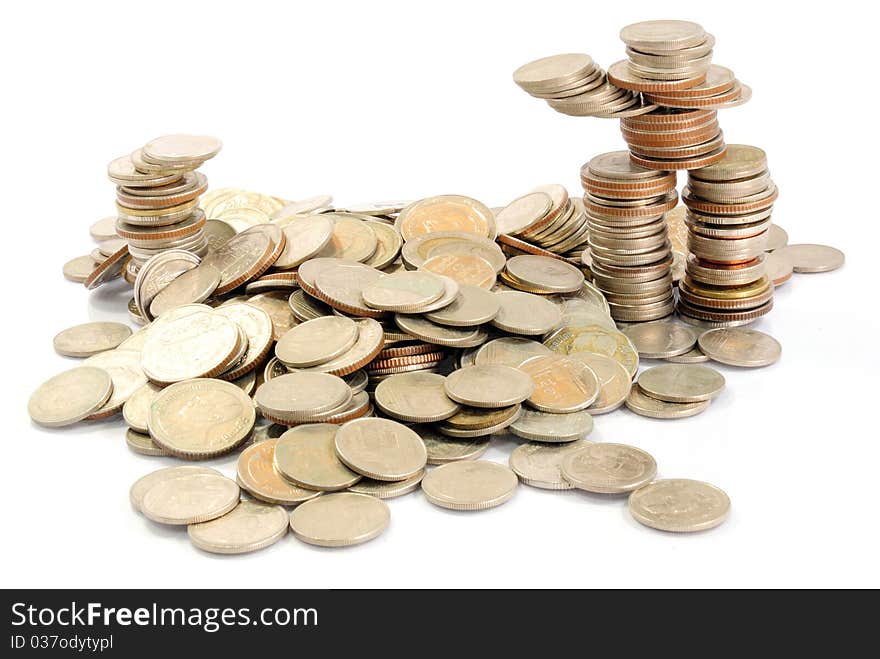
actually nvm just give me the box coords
[574,353,632,415]
[508,408,594,442]
[140,472,240,525]
[188,500,289,554]
[561,442,657,493]
[544,325,639,378]
[773,244,845,273]
[625,383,710,419]
[397,195,496,241]
[81,349,147,418]
[510,439,592,490]
[505,255,583,293]
[361,271,445,312]
[89,215,118,241]
[334,418,427,481]
[666,345,710,363]
[628,478,730,532]
[28,367,113,428]
[416,425,491,464]
[637,364,725,403]
[289,492,390,547]
[697,327,781,367]
[424,285,501,326]
[273,424,362,491]
[254,372,352,423]
[765,224,788,251]
[421,253,497,290]
[621,320,697,358]
[276,315,359,368]
[122,381,162,433]
[518,354,600,413]
[52,321,132,357]
[373,372,460,422]
[444,364,534,408]
[421,460,518,511]
[148,264,221,318]
[237,439,323,506]
[63,255,100,283]
[125,429,168,456]
[274,215,334,268]
[491,291,561,335]
[474,337,551,368]
[129,465,223,511]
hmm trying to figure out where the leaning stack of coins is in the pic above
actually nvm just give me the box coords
[677,145,777,326]
[619,108,726,170]
[580,151,677,321]
[109,134,221,275]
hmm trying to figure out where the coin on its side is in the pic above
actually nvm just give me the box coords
[237,439,323,506]
[773,244,844,273]
[141,473,240,525]
[373,372,460,423]
[519,354,600,413]
[28,367,113,428]
[53,322,132,357]
[629,478,730,532]
[421,460,518,511]
[444,364,534,408]
[148,378,256,459]
[621,320,696,359]
[414,425,491,464]
[348,469,426,499]
[625,384,710,419]
[637,364,725,403]
[334,418,427,481]
[491,291,562,335]
[698,327,781,367]
[273,424,362,491]
[561,443,657,494]
[510,439,592,490]
[289,492,390,547]
[129,465,223,511]
[508,408,594,443]
[188,500,289,554]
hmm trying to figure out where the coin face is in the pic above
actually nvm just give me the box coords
[237,439,322,506]
[561,443,657,494]
[474,337,551,368]
[125,429,167,456]
[347,470,426,499]
[255,372,352,422]
[142,134,222,163]
[188,500,288,554]
[141,311,240,383]
[140,473,240,525]
[273,424,362,491]
[629,479,730,532]
[420,253,497,290]
[317,215,378,262]
[274,215,335,268]
[393,314,488,349]
[276,316,359,368]
[213,302,274,379]
[697,327,781,367]
[246,291,298,341]
[122,381,162,433]
[289,492,390,547]
[361,271,445,311]
[510,439,592,490]
[63,255,100,282]
[28,367,113,427]
[148,378,255,458]
[421,461,518,511]
[201,230,273,295]
[621,320,697,358]
[82,349,147,417]
[519,354,600,413]
[508,408,594,443]
[295,318,385,375]
[444,364,534,408]
[397,195,496,241]
[492,291,562,336]
[415,425,491,464]
[505,255,583,293]
[129,465,222,511]
[495,192,553,235]
[334,418,427,481]
[52,322,132,357]
[373,372,460,423]
[637,364,725,403]
[568,353,630,415]
[424,285,500,327]
[773,244,844,273]
[148,265,221,318]
[544,325,639,378]
[625,383,710,419]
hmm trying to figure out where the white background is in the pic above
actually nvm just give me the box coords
[2,0,877,588]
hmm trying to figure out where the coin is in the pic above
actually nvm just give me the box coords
[148,264,221,318]
[273,424,362,491]
[312,260,385,316]
[570,352,631,415]
[289,492,389,547]
[274,215,335,268]
[246,290,298,341]
[276,316,359,367]
[122,381,162,433]
[204,219,236,251]
[89,215,118,241]
[561,442,657,493]
[363,220,403,269]
[474,337,551,368]
[141,311,240,383]
[491,291,562,335]
[637,364,725,403]
[508,408,594,442]
[393,314,488,348]
[621,320,697,358]
[347,470,426,499]
[83,243,129,290]
[214,302,274,379]
[397,195,496,241]
[254,372,352,423]
[505,255,583,293]
[765,251,793,287]
[141,473,240,525]
[666,346,710,363]
[201,229,273,295]
[142,134,222,164]
[421,460,518,511]
[294,318,384,376]
[334,418,427,481]
[317,214,378,262]
[52,321,132,357]
[415,425,491,464]
[629,478,730,532]
[444,364,534,408]
[63,255,100,282]
[82,349,147,418]
[765,224,788,251]
[188,500,288,554]
[125,429,168,456]
[424,285,500,327]
[129,465,222,511]
[625,383,710,419]
[28,367,113,427]
[361,271,445,311]
[544,325,639,378]
[495,192,553,235]
[420,253,497,290]
[518,354,599,413]
[148,378,255,459]
[773,244,844,273]
[510,439,592,489]
[374,372,460,422]
[237,439,322,506]
[697,327,781,367]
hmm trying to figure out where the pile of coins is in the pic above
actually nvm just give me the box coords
[580,151,677,321]
[678,145,777,326]
[108,135,222,279]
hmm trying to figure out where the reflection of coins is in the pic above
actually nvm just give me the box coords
[561,442,657,493]
[421,253,497,290]
[510,440,592,490]
[629,479,730,532]
[421,461,518,511]
[289,492,389,547]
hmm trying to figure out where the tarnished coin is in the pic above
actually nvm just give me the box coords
[334,418,427,481]
[491,291,562,336]
[637,364,725,403]
[397,195,496,241]
[141,311,240,383]
[141,473,240,525]
[289,492,390,547]
[28,367,113,427]
[519,354,599,413]
[129,465,222,511]
[561,443,657,494]
[52,321,132,357]
[544,325,639,378]
[572,353,631,415]
[214,302,274,379]
[415,425,491,464]
[393,314,488,348]
[273,424,362,491]
[274,215,335,268]
[421,460,518,511]
[625,384,710,419]
[621,320,697,358]
[188,500,288,554]
[82,349,147,418]
[142,134,222,164]
[510,439,592,490]
[425,285,500,326]
[629,479,730,532]
[420,253,497,290]
[63,255,100,283]
[361,271,445,312]
[125,429,168,456]
[505,255,583,293]
[374,372,460,423]
[697,327,781,367]
[509,408,594,443]
[237,439,322,506]
[148,265,221,318]
[122,381,162,433]
[148,378,255,459]
[444,364,534,408]
[773,244,844,273]
[255,372,352,422]
[474,337,551,368]
[348,470,426,499]
[276,315,359,368]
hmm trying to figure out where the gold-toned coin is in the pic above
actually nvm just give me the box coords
[397,195,496,241]
[373,372,460,422]
[561,442,657,493]
[544,325,639,378]
[188,500,288,555]
[519,354,600,413]
[629,479,730,532]
[28,367,113,428]
[444,364,534,408]
[421,461,518,511]
[420,253,497,290]
[237,439,322,505]
[273,424,362,491]
[316,214,379,262]
[334,418,427,481]
[510,439,592,490]
[289,492,389,547]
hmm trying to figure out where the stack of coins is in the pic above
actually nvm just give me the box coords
[619,108,726,170]
[581,151,677,321]
[678,145,777,326]
[642,64,751,110]
[108,134,221,273]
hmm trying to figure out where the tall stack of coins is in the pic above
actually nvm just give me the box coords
[581,151,677,321]
[108,134,221,274]
[678,145,777,326]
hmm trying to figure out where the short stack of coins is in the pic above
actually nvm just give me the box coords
[108,135,222,276]
[677,144,777,326]
[581,151,677,322]
[619,108,725,170]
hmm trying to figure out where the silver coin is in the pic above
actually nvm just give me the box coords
[561,442,657,494]
[509,439,592,490]
[334,418,427,481]
[637,364,725,403]
[491,291,562,336]
[572,353,631,415]
[508,408,594,443]
[188,500,288,554]
[129,465,223,511]
[82,349,147,418]
[414,425,491,464]
[125,428,168,456]
[625,383,710,419]
[122,381,162,433]
[289,492,390,547]
[444,364,534,408]
[621,320,696,359]
[273,424,362,491]
[373,372,460,423]
[148,265,221,318]
[424,285,501,326]
[28,367,113,427]
[773,244,844,273]
[629,479,730,532]
[140,472,240,525]
[347,469,426,499]
[52,322,132,357]
[697,327,781,367]
[421,460,518,511]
